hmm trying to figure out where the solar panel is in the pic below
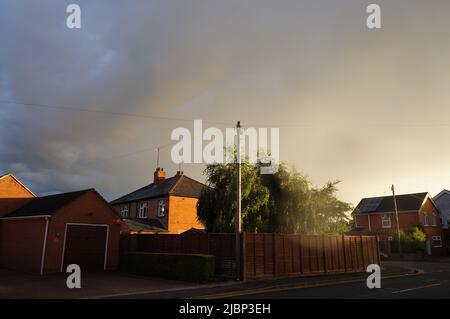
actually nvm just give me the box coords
[359,197,383,213]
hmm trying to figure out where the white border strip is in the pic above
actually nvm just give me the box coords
[40,217,50,275]
[0,215,51,220]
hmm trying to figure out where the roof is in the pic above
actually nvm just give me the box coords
[122,218,167,233]
[110,174,206,205]
[0,173,36,197]
[353,192,429,215]
[4,189,92,218]
[433,189,450,201]
[181,228,207,235]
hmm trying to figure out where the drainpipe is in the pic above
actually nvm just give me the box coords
[40,216,50,275]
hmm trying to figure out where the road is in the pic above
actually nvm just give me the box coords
[229,261,450,299]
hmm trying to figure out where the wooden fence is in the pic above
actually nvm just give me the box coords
[120,233,380,280]
[243,233,380,280]
[120,233,236,277]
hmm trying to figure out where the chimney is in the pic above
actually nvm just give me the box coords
[154,167,166,184]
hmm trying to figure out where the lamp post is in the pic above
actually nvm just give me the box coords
[235,121,242,280]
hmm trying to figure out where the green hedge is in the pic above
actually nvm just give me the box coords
[121,252,216,282]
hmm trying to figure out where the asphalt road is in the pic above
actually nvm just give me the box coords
[231,261,450,299]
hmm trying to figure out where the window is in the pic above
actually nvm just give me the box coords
[431,214,437,226]
[158,199,166,217]
[120,205,129,218]
[422,212,428,226]
[138,202,148,218]
[432,236,442,247]
[381,215,391,228]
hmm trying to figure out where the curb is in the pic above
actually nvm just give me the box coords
[195,269,421,299]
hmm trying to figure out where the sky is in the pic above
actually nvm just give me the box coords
[1,0,450,205]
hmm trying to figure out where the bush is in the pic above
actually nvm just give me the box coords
[391,227,426,253]
[121,252,215,282]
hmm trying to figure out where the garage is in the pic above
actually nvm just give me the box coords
[62,224,109,271]
[0,188,121,274]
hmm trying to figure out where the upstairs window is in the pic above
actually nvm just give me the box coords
[422,212,428,226]
[138,202,148,218]
[431,214,437,226]
[158,199,166,217]
[381,215,391,228]
[120,205,129,218]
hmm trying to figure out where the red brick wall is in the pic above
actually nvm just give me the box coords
[419,198,445,256]
[0,218,47,273]
[112,195,204,234]
[354,212,419,237]
[44,191,121,273]
[167,196,204,234]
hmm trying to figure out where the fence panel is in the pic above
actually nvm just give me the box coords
[119,233,379,280]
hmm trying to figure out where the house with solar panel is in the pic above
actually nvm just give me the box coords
[351,192,445,257]
[110,167,206,234]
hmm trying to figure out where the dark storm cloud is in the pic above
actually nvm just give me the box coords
[2,0,450,203]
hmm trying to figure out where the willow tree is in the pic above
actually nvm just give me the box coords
[197,161,352,234]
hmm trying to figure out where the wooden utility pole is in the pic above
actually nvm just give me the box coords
[235,121,242,280]
[391,184,402,257]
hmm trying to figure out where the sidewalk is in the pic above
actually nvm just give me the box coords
[0,269,198,299]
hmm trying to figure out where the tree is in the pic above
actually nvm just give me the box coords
[197,161,269,233]
[197,160,352,234]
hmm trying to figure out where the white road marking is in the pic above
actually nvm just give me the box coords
[392,283,441,294]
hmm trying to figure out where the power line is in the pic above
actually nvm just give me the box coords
[0,99,235,126]
[3,99,450,128]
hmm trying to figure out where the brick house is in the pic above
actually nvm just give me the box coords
[0,174,122,274]
[433,190,450,254]
[0,173,36,216]
[351,192,445,256]
[110,167,206,234]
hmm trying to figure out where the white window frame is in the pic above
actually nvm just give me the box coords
[431,213,437,226]
[422,212,428,226]
[138,202,148,218]
[432,236,442,247]
[158,199,166,217]
[120,205,129,218]
[381,215,391,228]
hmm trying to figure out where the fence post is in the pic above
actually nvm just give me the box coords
[376,235,381,266]
[342,235,347,272]
[241,232,247,281]
[253,233,257,279]
[360,236,365,270]
[297,235,303,274]
[273,233,277,277]
[322,235,327,273]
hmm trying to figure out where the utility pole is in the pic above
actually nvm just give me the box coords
[235,121,242,280]
[391,184,402,257]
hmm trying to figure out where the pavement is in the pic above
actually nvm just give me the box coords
[1,260,448,299]
[0,269,199,299]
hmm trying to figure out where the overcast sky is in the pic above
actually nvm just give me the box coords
[2,0,450,205]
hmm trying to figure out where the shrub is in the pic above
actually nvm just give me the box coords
[391,227,426,253]
[121,252,215,282]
